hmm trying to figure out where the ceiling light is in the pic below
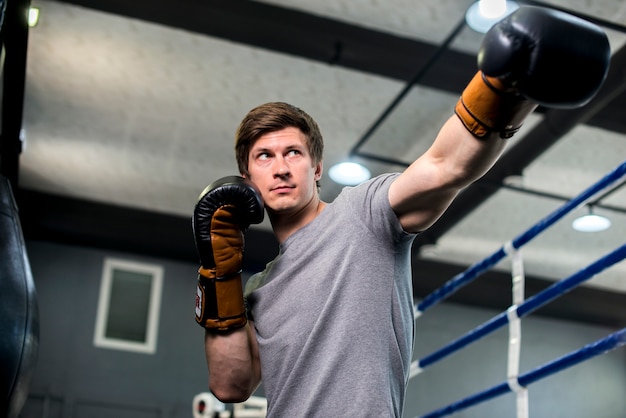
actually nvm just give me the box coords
[572,207,611,232]
[465,0,519,33]
[328,161,371,186]
[28,7,40,28]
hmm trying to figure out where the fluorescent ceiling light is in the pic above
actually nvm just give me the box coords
[329,162,371,186]
[572,209,611,232]
[28,7,40,28]
[465,0,519,33]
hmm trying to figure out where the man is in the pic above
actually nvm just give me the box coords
[192,7,610,417]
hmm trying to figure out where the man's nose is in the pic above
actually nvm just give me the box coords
[274,157,290,176]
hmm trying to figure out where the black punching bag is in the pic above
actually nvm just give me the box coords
[0,176,39,418]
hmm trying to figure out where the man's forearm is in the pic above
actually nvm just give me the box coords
[430,116,507,189]
[204,323,261,403]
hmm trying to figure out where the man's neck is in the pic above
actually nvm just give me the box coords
[269,199,327,244]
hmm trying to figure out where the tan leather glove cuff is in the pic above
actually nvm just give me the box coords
[455,71,538,139]
[195,267,247,332]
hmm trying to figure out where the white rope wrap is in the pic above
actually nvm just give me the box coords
[507,248,529,418]
[511,246,525,305]
[503,240,516,256]
[506,305,522,380]
[507,376,529,418]
[409,361,423,379]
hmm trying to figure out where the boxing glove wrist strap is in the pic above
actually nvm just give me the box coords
[195,267,247,332]
[455,72,538,139]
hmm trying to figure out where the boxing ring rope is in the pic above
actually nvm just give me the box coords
[414,159,626,318]
[419,328,626,418]
[408,159,626,417]
[410,241,626,374]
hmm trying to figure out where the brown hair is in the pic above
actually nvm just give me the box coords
[235,102,324,178]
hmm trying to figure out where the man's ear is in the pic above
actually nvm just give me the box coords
[314,161,323,181]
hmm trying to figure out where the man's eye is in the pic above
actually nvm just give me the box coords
[287,150,301,156]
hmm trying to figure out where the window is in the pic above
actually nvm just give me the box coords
[94,258,163,354]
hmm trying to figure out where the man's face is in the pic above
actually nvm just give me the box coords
[245,127,322,214]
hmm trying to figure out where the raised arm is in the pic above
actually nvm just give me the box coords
[390,6,610,233]
[192,176,264,402]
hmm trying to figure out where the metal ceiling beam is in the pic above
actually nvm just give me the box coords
[56,0,475,92]
[55,0,625,135]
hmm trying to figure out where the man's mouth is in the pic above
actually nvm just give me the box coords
[271,185,293,193]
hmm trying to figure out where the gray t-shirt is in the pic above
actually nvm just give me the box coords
[245,173,416,417]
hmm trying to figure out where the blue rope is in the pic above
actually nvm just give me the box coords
[418,328,626,418]
[418,242,626,370]
[416,159,626,314]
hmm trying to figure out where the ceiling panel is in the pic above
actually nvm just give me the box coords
[7,0,626,326]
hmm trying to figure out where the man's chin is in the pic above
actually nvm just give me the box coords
[266,201,298,216]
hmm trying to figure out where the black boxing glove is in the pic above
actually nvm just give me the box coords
[456,6,610,139]
[193,176,264,332]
